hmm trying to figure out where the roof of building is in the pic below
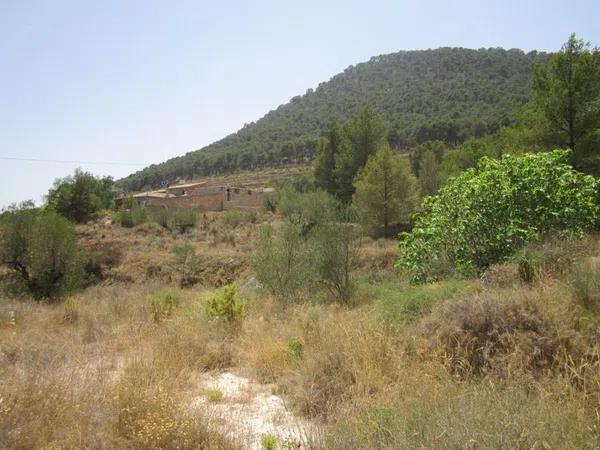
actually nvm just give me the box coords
[132,190,172,199]
[166,181,209,190]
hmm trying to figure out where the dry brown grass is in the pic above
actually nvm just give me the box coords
[2,222,600,448]
[355,237,398,274]
[0,283,238,449]
[76,210,266,286]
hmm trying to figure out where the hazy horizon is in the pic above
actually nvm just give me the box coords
[2,0,599,208]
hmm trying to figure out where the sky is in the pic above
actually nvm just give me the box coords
[1,0,599,208]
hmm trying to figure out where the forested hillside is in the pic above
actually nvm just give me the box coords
[119,47,549,191]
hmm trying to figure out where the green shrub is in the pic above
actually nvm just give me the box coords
[223,210,241,228]
[260,434,278,450]
[205,284,246,324]
[252,223,316,302]
[285,337,304,362]
[0,206,83,299]
[204,389,224,402]
[149,292,179,323]
[115,203,147,228]
[262,190,279,213]
[253,191,359,303]
[170,244,201,288]
[149,208,197,233]
[397,150,599,282]
[277,189,338,235]
[313,221,358,303]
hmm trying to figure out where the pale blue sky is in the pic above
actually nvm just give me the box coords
[1,0,599,208]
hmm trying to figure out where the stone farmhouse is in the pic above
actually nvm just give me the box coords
[128,181,274,212]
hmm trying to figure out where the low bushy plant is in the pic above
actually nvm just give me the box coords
[204,389,224,402]
[223,210,241,228]
[149,208,197,233]
[313,222,358,303]
[115,203,147,228]
[285,337,304,362]
[252,223,316,302]
[204,284,246,324]
[260,434,279,450]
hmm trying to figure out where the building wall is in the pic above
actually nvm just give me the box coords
[136,186,265,212]
[140,191,223,212]
[223,187,264,211]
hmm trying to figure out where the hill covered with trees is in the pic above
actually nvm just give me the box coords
[118,47,549,191]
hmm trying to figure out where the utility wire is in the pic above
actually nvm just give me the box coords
[0,156,146,166]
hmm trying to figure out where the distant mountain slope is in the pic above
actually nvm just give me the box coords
[119,47,549,191]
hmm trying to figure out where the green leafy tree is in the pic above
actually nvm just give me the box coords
[252,188,358,303]
[0,206,83,298]
[532,34,600,172]
[353,146,418,237]
[46,169,114,223]
[335,106,388,203]
[397,150,599,282]
[252,222,316,303]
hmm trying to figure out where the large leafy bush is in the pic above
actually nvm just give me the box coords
[0,205,83,298]
[397,150,598,282]
[46,169,114,223]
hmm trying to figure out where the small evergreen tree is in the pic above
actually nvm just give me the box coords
[334,106,388,203]
[352,146,418,237]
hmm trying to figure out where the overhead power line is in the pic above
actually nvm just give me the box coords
[0,156,146,166]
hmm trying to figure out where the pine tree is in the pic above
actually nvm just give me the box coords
[334,106,388,203]
[532,34,600,172]
[352,146,418,237]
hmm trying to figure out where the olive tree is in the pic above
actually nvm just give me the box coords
[0,205,83,298]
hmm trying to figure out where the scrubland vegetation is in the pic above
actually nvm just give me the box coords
[2,34,600,448]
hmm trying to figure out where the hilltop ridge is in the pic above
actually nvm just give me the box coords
[118,47,549,192]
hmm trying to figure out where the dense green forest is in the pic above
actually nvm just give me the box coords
[118,47,549,191]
